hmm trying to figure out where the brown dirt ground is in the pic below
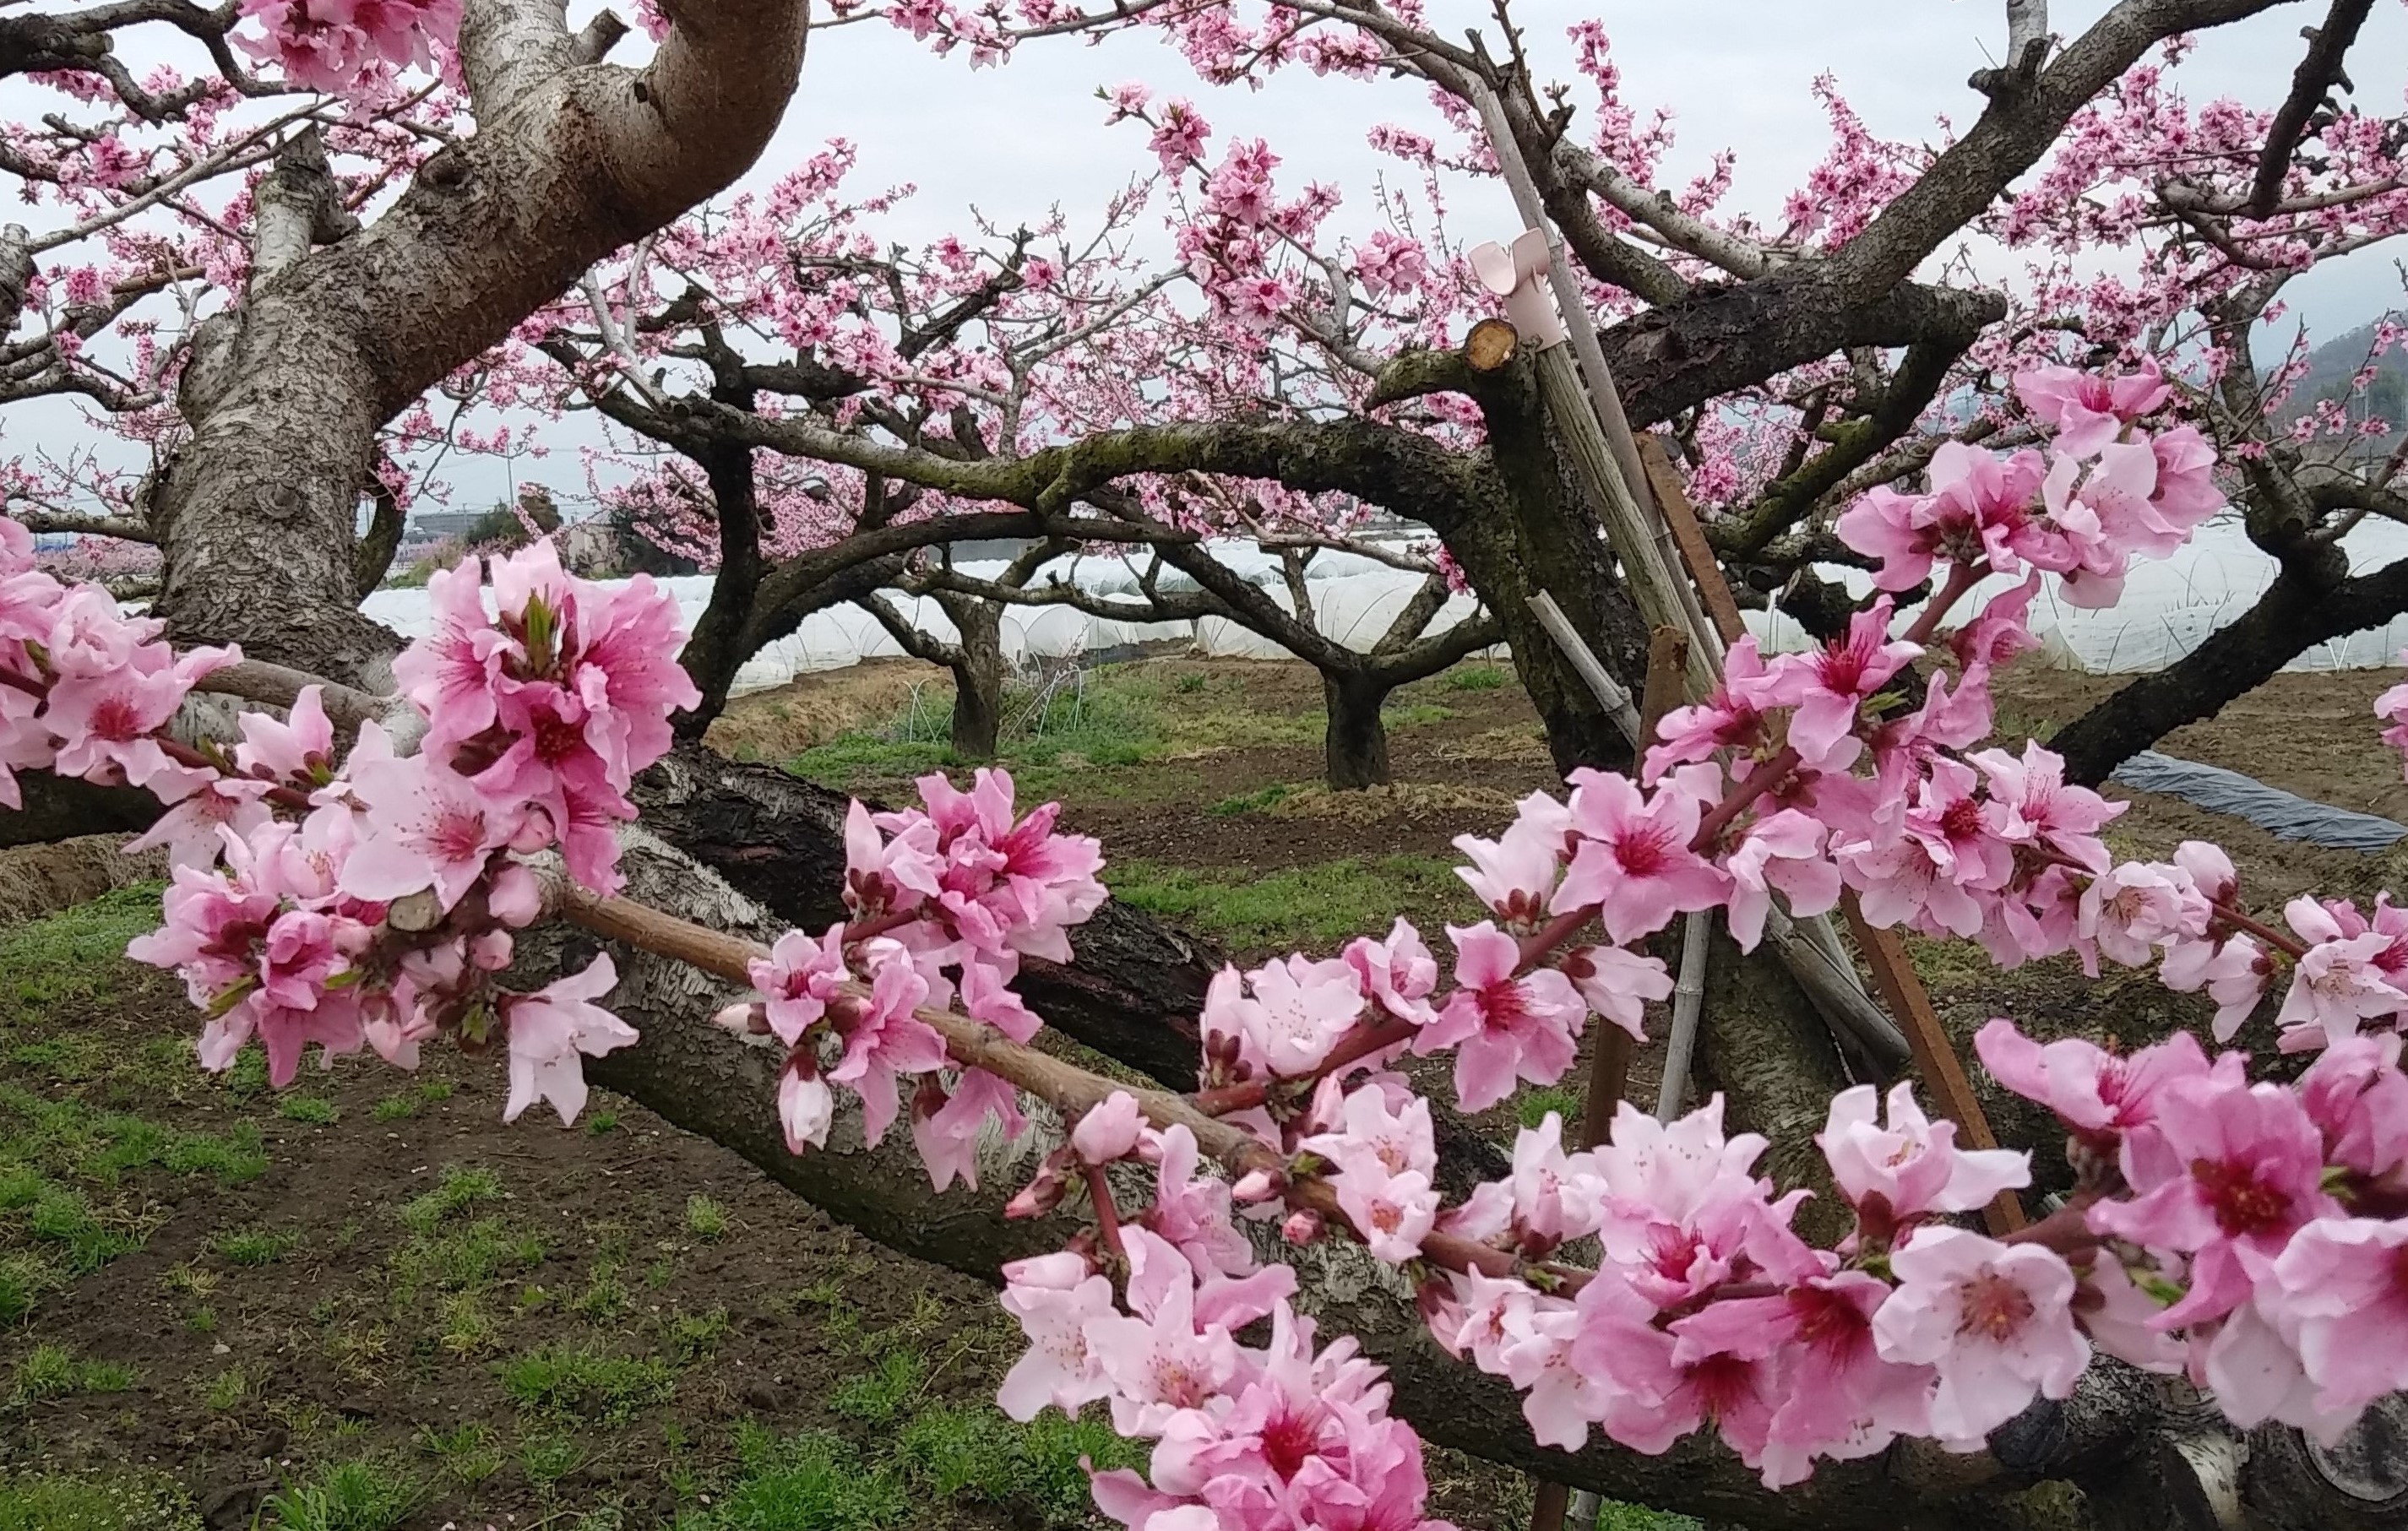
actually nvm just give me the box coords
[7,649,2407,1528]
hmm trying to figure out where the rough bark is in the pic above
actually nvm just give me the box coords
[941,592,1006,763]
[1322,671,1392,790]
[152,0,811,686]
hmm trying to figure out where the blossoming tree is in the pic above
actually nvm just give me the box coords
[12,0,2408,1527]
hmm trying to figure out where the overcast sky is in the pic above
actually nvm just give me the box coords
[10,0,2407,515]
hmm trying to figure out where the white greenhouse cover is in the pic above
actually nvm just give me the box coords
[352,518,2408,700]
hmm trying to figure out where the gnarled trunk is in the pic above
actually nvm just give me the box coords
[946,595,1006,762]
[1321,670,1393,789]
[153,0,810,688]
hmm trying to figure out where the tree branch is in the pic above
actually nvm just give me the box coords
[2246,0,2373,218]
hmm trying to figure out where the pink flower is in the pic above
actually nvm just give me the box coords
[1967,740,2123,874]
[2194,1295,2353,1441]
[826,940,949,1147]
[910,1068,1025,1192]
[2297,1033,2408,1179]
[1073,1089,1146,1165]
[842,798,942,917]
[2149,423,2223,526]
[502,953,637,1126]
[1552,769,1729,943]
[45,652,217,797]
[2090,1076,2338,1326]
[1951,575,2046,672]
[1688,1273,1935,1489]
[1086,1230,1245,1436]
[748,925,847,1045]
[1200,954,1365,1079]
[234,685,334,784]
[1645,638,1774,779]
[2278,895,2408,1045]
[1331,1163,1439,1263]
[1817,1082,2029,1224]
[1720,807,1841,952]
[1143,1124,1253,1277]
[1417,923,1587,1113]
[1972,1018,2221,1143]
[778,1057,835,1152]
[338,747,518,912]
[1452,797,1568,928]
[909,768,1106,961]
[959,956,1041,1044]
[1345,917,1440,1028]
[1764,600,1919,772]
[1835,484,1938,593]
[2264,1217,2408,1416]
[1873,1228,2088,1447]
[2078,860,2208,973]
[1557,943,1671,1040]
[997,1251,1117,1420]
[125,778,275,870]
[1901,757,2016,893]
[2161,931,2270,1043]
[2075,1255,2186,1376]
[393,557,508,757]
[2014,359,2170,458]
[1299,1083,1436,1182]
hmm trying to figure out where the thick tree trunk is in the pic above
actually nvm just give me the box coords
[1454,352,1651,775]
[948,597,1006,762]
[151,0,811,687]
[1321,670,1393,789]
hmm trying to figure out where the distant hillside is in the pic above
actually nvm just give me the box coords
[2275,312,2408,441]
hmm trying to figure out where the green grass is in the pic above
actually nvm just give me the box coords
[1445,663,1508,692]
[1108,855,1473,954]
[14,1342,133,1402]
[0,883,163,1025]
[276,1094,340,1125]
[416,1421,503,1485]
[1208,782,1295,817]
[829,1348,924,1425]
[260,1458,421,1531]
[391,1216,544,1296]
[212,1224,301,1265]
[685,1193,730,1240]
[368,1078,456,1121]
[1383,702,1455,727]
[686,1426,908,1530]
[1514,1085,1584,1130]
[0,1469,201,1530]
[685,1398,1145,1531]
[400,1165,504,1233]
[497,1344,674,1423]
[665,1306,729,1365]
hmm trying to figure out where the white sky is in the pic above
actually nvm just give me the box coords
[8,0,2407,514]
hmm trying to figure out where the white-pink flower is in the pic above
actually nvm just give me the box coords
[1818,1082,2030,1224]
[502,953,638,1126]
[1872,1227,2088,1447]
[997,1251,1117,1421]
